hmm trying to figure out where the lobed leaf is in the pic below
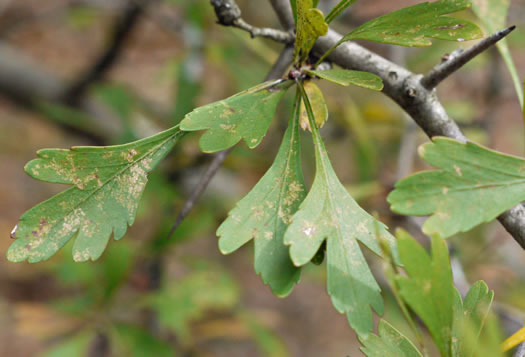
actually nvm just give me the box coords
[217,91,306,296]
[8,127,183,263]
[325,0,358,24]
[451,281,494,357]
[342,0,483,47]
[472,0,523,107]
[306,68,383,91]
[396,230,454,357]
[294,0,328,65]
[360,320,423,357]
[285,82,398,336]
[388,137,525,238]
[180,80,289,153]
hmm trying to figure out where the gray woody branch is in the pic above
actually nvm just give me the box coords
[218,0,525,248]
[210,0,294,43]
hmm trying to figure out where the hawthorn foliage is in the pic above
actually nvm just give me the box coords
[9,0,525,355]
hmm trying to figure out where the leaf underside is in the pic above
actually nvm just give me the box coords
[306,69,384,91]
[8,127,183,263]
[285,82,398,336]
[343,0,483,47]
[388,137,525,238]
[360,319,423,357]
[180,80,288,153]
[217,91,306,297]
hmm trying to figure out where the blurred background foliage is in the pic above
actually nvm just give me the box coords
[0,0,524,356]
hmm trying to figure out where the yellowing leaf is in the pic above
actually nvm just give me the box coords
[294,0,328,65]
[299,81,328,131]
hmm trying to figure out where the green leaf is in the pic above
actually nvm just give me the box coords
[451,281,494,357]
[396,231,454,357]
[325,0,358,24]
[299,81,328,131]
[472,0,523,107]
[290,0,297,22]
[360,320,423,357]
[285,82,398,336]
[8,127,183,263]
[342,0,483,47]
[146,266,239,339]
[180,80,289,153]
[306,69,383,91]
[39,331,94,357]
[217,91,306,297]
[388,137,525,238]
[294,0,329,65]
[112,324,175,357]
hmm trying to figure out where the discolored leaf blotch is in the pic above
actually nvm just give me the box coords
[8,127,183,263]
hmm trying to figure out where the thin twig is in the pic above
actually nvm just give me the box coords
[64,0,144,104]
[167,147,233,238]
[210,0,294,44]
[421,26,516,90]
[268,0,296,30]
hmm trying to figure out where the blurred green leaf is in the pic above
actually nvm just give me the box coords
[217,91,305,297]
[472,0,523,107]
[180,80,289,153]
[306,69,383,90]
[39,331,93,357]
[8,127,183,263]
[397,231,454,357]
[388,137,525,238]
[360,320,423,357]
[146,266,239,339]
[113,324,175,357]
[241,312,290,357]
[285,83,397,336]
[294,0,328,64]
[325,0,358,24]
[451,281,494,357]
[342,0,482,47]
